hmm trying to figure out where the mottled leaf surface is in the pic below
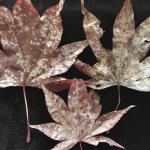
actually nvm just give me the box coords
[30,79,134,150]
[0,0,88,89]
[76,0,150,91]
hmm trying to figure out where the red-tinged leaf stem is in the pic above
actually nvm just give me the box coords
[23,85,30,143]
[79,141,83,150]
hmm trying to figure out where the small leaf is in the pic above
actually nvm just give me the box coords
[30,79,134,149]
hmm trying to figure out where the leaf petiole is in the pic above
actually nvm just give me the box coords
[79,141,83,150]
[115,84,121,111]
[23,85,30,143]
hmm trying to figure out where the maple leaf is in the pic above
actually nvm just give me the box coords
[0,0,88,88]
[30,79,134,150]
[75,0,150,94]
[0,0,88,142]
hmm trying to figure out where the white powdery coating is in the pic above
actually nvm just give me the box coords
[30,80,132,149]
[76,0,150,92]
[0,0,88,88]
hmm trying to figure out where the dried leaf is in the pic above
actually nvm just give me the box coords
[44,78,72,93]
[76,0,150,92]
[30,79,134,150]
[84,136,124,148]
[0,0,88,142]
[0,0,88,89]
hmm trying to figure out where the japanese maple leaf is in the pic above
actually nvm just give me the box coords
[0,0,88,142]
[0,0,87,88]
[76,0,150,96]
[30,79,134,150]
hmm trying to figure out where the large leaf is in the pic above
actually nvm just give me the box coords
[0,0,88,142]
[30,79,134,150]
[75,0,150,92]
[0,0,88,89]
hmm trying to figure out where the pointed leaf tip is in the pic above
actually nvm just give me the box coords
[15,0,32,5]
[80,0,84,5]
[124,0,131,6]
[80,0,85,14]
[13,0,38,16]
[90,105,135,136]
[58,0,65,12]
[100,136,125,149]
[59,0,65,6]
[46,0,65,15]
[123,0,133,14]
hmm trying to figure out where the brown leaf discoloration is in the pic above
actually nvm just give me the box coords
[76,0,150,92]
[0,0,88,89]
[30,79,134,149]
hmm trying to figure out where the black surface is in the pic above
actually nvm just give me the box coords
[0,0,149,150]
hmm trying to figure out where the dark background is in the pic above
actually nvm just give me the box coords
[0,0,149,149]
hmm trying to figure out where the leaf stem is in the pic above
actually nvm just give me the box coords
[115,84,121,111]
[79,141,83,150]
[23,85,30,143]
